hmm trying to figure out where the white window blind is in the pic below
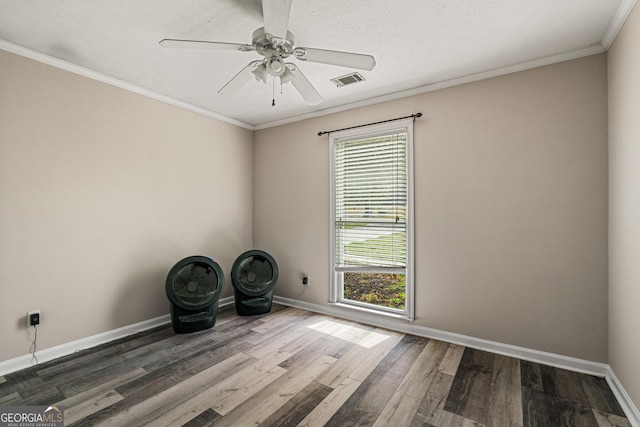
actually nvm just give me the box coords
[334,129,407,271]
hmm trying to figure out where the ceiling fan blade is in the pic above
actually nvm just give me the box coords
[289,66,323,105]
[159,39,254,52]
[262,0,292,39]
[294,47,376,71]
[218,62,259,95]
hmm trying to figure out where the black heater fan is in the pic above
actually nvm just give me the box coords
[165,256,224,333]
[231,250,278,316]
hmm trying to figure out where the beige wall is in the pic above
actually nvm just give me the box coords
[608,3,640,408]
[0,49,253,362]
[0,45,612,368]
[254,54,609,362]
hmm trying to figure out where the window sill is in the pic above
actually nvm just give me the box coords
[330,301,414,322]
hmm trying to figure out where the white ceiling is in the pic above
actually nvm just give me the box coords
[0,0,633,129]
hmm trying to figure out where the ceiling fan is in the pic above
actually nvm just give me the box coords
[159,0,376,105]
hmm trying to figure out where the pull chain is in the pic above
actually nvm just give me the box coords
[272,77,276,107]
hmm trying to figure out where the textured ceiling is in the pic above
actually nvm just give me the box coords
[0,0,631,128]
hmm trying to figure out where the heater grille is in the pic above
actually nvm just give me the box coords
[330,72,365,87]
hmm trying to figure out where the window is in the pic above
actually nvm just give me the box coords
[329,119,414,320]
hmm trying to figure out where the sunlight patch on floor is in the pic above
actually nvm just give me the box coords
[307,319,390,348]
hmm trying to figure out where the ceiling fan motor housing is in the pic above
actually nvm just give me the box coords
[231,250,279,316]
[252,27,295,58]
[159,1,375,105]
[165,256,225,333]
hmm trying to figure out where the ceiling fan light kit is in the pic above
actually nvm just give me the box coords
[266,57,285,76]
[252,62,269,83]
[159,0,376,106]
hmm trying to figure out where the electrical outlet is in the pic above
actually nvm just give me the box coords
[302,275,310,286]
[27,310,40,327]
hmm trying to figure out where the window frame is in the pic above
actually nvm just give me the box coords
[329,119,415,320]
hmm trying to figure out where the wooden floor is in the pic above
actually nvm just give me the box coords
[0,305,631,427]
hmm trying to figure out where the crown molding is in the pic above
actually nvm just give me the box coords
[254,45,605,130]
[1,20,623,134]
[0,39,253,131]
[601,0,637,49]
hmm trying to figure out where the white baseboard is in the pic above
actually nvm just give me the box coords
[274,295,609,376]
[2,295,637,426]
[275,296,640,425]
[606,367,640,427]
[0,296,234,377]
[0,314,170,376]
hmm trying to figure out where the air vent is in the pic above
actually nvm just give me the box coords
[330,72,365,87]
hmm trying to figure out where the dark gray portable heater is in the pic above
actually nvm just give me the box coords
[165,256,224,333]
[231,250,278,316]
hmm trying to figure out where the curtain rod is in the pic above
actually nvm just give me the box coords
[317,112,422,136]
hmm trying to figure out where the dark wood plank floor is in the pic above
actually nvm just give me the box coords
[0,305,631,426]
